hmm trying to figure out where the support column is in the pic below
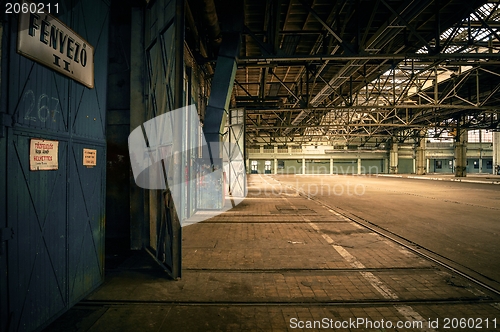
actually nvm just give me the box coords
[389,142,398,174]
[454,129,468,177]
[415,133,426,175]
[478,129,483,173]
[273,146,278,174]
[329,158,333,175]
[479,155,483,173]
[357,158,362,175]
[493,132,500,175]
[302,158,306,175]
[130,7,146,250]
[204,31,241,167]
[426,158,430,174]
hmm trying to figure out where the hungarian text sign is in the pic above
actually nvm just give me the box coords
[83,148,97,167]
[30,139,59,171]
[17,0,95,88]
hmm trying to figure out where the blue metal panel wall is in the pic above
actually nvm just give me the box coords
[333,160,358,174]
[6,135,69,331]
[430,159,454,173]
[67,0,109,303]
[1,1,110,331]
[398,158,414,174]
[467,159,480,173]
[0,16,10,332]
[67,0,108,141]
[360,159,384,174]
[68,143,106,302]
[304,160,329,174]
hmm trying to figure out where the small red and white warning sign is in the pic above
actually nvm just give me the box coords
[83,148,97,167]
[30,139,59,171]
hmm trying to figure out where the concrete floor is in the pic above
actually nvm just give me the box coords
[271,174,500,288]
[43,174,500,331]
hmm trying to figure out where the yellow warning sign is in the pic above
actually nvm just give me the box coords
[83,148,97,167]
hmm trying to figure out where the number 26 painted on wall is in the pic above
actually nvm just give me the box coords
[23,90,60,123]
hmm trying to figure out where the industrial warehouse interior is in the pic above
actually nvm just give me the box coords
[1,0,500,331]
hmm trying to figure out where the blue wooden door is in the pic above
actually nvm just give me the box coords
[1,1,109,330]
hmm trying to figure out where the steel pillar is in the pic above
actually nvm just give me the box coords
[415,134,426,175]
[454,129,468,177]
[479,130,483,173]
[389,142,398,174]
[204,33,241,160]
[493,132,500,175]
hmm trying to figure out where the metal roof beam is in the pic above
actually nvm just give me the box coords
[246,105,500,111]
[239,52,500,63]
[298,0,355,54]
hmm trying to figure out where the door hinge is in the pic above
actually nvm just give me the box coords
[0,228,13,242]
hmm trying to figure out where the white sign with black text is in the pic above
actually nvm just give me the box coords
[17,0,95,88]
[30,139,59,171]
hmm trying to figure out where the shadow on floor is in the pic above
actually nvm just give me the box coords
[43,240,171,331]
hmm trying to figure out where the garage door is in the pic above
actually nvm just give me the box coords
[0,2,109,330]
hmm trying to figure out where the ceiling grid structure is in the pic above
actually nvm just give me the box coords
[234,0,500,147]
